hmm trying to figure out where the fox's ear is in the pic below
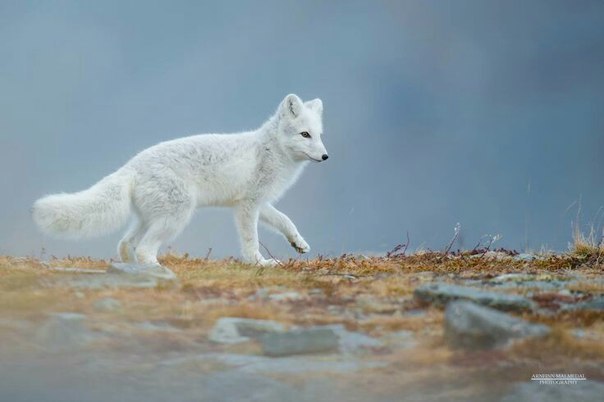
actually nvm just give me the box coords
[305,98,323,115]
[281,94,303,119]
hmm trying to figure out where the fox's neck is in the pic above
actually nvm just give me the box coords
[258,115,279,136]
[254,115,306,182]
[256,116,293,164]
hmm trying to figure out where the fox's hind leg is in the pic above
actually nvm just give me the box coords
[135,210,193,265]
[117,220,145,262]
[131,175,196,265]
[134,210,193,265]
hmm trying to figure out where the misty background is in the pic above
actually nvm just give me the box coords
[1,0,604,260]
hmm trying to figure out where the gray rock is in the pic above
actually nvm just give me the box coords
[135,321,180,332]
[491,273,535,282]
[47,267,106,274]
[268,291,303,301]
[565,296,604,311]
[444,301,549,350]
[494,280,569,291]
[470,251,512,260]
[490,273,574,291]
[35,312,95,351]
[414,282,534,312]
[93,297,122,312]
[317,324,383,353]
[261,328,339,356]
[514,253,537,262]
[209,317,285,344]
[107,262,177,280]
[501,381,604,402]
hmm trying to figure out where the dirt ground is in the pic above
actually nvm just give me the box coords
[0,253,603,401]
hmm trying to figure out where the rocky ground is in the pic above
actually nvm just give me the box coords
[0,251,603,402]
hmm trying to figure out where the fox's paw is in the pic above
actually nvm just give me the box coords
[290,237,310,254]
[244,252,280,267]
[258,257,280,267]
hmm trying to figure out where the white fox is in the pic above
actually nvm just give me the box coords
[32,94,328,267]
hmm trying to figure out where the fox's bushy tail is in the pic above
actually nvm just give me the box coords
[32,169,133,239]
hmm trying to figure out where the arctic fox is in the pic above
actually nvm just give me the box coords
[32,94,328,266]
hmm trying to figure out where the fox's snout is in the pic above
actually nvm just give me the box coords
[321,154,329,161]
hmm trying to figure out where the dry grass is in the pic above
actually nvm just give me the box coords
[511,325,604,362]
[570,222,604,265]
[0,252,603,370]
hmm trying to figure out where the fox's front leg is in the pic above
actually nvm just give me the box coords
[259,204,310,254]
[234,204,279,266]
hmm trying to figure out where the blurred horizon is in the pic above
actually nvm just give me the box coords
[1,0,604,260]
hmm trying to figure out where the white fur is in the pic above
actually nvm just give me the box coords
[32,94,328,266]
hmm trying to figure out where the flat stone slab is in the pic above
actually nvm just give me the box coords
[414,282,534,312]
[134,321,181,332]
[444,301,549,350]
[47,267,107,274]
[209,318,286,344]
[317,324,383,353]
[260,328,339,357]
[40,263,177,289]
[208,318,382,355]
[107,263,177,280]
[491,273,562,282]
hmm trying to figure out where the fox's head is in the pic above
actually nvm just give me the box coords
[276,94,328,163]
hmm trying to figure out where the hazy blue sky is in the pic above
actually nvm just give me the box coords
[1,0,604,260]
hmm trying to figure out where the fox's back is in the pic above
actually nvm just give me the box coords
[126,132,260,205]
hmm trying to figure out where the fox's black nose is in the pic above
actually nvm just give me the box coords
[322,154,329,161]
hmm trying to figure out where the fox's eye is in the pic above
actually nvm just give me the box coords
[300,131,311,138]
